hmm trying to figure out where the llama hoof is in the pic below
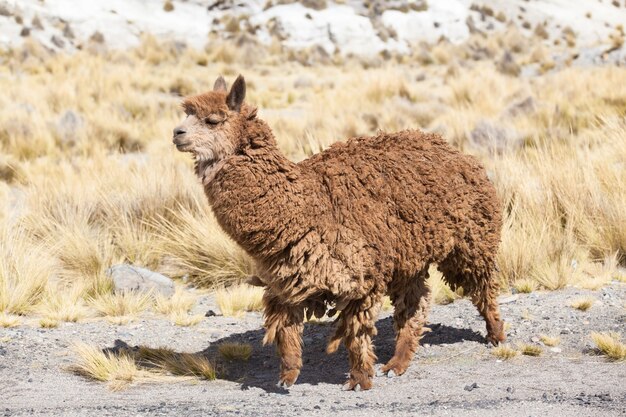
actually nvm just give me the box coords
[276,379,294,389]
[342,382,361,392]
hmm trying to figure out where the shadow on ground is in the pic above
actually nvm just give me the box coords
[107,317,486,392]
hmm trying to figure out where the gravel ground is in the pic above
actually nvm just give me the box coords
[1,284,625,416]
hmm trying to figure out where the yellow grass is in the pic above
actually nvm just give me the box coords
[539,334,561,347]
[513,279,537,294]
[0,313,21,328]
[39,317,59,328]
[215,285,264,317]
[218,343,253,361]
[381,296,393,311]
[169,311,204,327]
[519,344,543,356]
[492,344,519,360]
[153,286,197,315]
[135,346,216,379]
[90,291,153,323]
[590,332,626,361]
[70,343,216,390]
[0,31,625,319]
[70,342,149,390]
[570,297,595,311]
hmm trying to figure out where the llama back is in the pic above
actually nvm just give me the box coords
[298,129,501,271]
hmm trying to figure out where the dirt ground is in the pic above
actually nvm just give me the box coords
[2,284,625,417]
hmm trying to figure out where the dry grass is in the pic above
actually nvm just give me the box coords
[169,311,204,327]
[0,312,21,328]
[381,296,393,311]
[39,317,60,328]
[135,346,217,379]
[590,332,626,361]
[492,344,519,360]
[513,279,537,294]
[519,344,543,356]
[218,343,253,361]
[539,334,561,347]
[70,343,217,390]
[153,286,197,315]
[90,291,153,323]
[70,342,149,390]
[0,31,625,321]
[570,297,595,311]
[215,285,264,317]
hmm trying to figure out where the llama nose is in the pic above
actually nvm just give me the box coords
[173,127,186,137]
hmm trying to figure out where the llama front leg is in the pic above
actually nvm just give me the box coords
[380,269,430,377]
[262,291,304,388]
[329,297,380,391]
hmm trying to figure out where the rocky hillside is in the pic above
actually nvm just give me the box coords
[1,0,625,61]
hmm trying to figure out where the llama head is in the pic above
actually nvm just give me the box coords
[173,74,254,168]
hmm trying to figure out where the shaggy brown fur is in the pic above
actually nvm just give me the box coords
[173,75,505,391]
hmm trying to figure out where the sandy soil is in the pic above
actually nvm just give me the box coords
[2,284,625,416]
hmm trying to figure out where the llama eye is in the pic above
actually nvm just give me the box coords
[205,115,223,125]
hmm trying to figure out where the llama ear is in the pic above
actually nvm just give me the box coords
[213,75,227,92]
[226,74,246,112]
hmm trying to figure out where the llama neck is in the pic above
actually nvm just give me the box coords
[203,119,312,257]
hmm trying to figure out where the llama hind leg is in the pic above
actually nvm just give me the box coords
[379,268,430,377]
[328,297,381,391]
[470,275,505,346]
[439,253,505,346]
[262,291,304,388]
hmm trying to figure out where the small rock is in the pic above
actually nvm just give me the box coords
[205,310,217,317]
[294,76,313,89]
[464,382,479,391]
[107,264,175,297]
[531,336,540,343]
[56,110,84,144]
[51,35,65,48]
[470,120,521,153]
[505,96,536,117]
[497,51,521,76]
[560,328,571,335]
[550,347,562,353]
[506,386,515,393]
[20,27,30,37]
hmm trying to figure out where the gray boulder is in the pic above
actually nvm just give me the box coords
[107,264,175,297]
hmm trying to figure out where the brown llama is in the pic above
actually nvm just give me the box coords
[172,75,505,391]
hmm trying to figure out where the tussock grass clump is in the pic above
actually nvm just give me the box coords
[0,228,56,315]
[519,344,543,356]
[570,297,595,311]
[90,291,153,323]
[218,343,253,361]
[492,344,519,360]
[71,343,216,390]
[37,286,89,323]
[215,285,264,317]
[39,317,60,328]
[513,279,537,294]
[70,343,148,391]
[590,332,626,361]
[169,311,204,327]
[539,334,560,347]
[0,313,21,328]
[136,346,216,379]
[153,286,197,315]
